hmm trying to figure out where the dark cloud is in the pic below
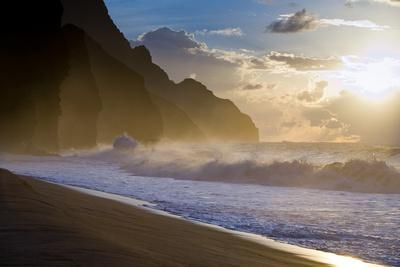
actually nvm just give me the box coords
[242,83,276,91]
[249,58,268,69]
[266,8,386,33]
[268,52,342,71]
[243,83,263,90]
[266,9,319,33]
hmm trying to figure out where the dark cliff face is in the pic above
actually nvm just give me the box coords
[0,0,164,152]
[150,95,205,141]
[60,0,259,142]
[60,24,164,148]
[61,0,204,142]
[84,31,164,143]
[176,79,259,142]
[0,0,68,152]
[59,25,102,149]
[0,0,258,153]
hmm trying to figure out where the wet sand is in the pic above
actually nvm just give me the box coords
[0,169,378,266]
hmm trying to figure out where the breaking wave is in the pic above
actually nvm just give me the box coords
[90,141,400,194]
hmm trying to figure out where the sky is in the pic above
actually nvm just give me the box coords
[104,0,400,144]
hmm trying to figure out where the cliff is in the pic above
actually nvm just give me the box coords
[0,0,258,153]
[176,79,259,142]
[150,95,205,141]
[60,24,165,148]
[84,27,164,143]
[1,0,165,152]
[0,0,68,152]
[59,25,102,149]
[60,0,259,142]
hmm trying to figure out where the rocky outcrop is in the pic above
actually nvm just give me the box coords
[59,24,164,148]
[0,0,258,153]
[0,0,166,152]
[0,0,68,152]
[175,79,259,142]
[59,25,102,149]
[84,29,163,143]
[150,95,205,141]
[60,0,259,142]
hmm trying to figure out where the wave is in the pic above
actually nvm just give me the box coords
[89,142,400,194]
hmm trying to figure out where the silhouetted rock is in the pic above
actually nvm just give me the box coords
[0,0,68,152]
[0,0,258,154]
[85,32,163,143]
[60,0,259,142]
[61,0,131,65]
[60,23,165,147]
[151,95,205,141]
[59,25,102,149]
[113,134,139,151]
[176,79,259,142]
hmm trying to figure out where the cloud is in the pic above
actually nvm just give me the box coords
[196,28,244,37]
[131,27,242,91]
[298,80,328,102]
[255,0,298,6]
[319,19,389,31]
[266,9,389,33]
[268,52,342,71]
[132,28,344,85]
[325,118,343,129]
[302,90,400,144]
[131,27,400,144]
[329,56,400,96]
[374,0,400,5]
[266,9,319,33]
[346,0,400,7]
[377,0,400,5]
[302,107,335,127]
[243,83,263,90]
[132,27,205,51]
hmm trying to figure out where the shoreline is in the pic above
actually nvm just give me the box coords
[0,168,381,266]
[68,184,383,267]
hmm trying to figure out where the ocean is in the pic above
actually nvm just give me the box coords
[1,142,399,266]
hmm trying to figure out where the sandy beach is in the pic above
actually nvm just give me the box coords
[0,168,380,267]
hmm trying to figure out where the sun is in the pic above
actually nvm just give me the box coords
[335,56,400,100]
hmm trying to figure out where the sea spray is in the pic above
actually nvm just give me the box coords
[90,142,400,194]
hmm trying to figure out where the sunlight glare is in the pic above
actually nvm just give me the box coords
[339,56,400,100]
[325,254,378,267]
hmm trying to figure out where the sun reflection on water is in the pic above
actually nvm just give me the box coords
[323,253,380,267]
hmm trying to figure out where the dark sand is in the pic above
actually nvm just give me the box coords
[0,169,374,266]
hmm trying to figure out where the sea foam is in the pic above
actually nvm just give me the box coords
[90,142,400,194]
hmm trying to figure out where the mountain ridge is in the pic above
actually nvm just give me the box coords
[61,0,259,142]
[0,0,259,153]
